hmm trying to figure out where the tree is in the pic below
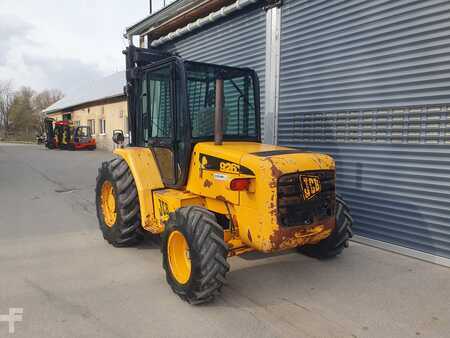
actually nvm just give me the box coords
[32,89,64,134]
[0,81,14,138]
[0,83,64,141]
[8,87,37,138]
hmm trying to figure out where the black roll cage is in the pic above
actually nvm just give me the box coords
[124,46,261,187]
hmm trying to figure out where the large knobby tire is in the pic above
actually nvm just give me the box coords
[95,157,143,247]
[298,194,353,259]
[162,206,229,304]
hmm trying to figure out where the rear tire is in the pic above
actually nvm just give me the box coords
[298,194,353,259]
[162,206,229,304]
[95,157,143,247]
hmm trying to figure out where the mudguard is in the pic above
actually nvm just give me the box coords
[113,147,164,233]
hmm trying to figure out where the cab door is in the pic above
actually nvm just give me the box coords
[140,64,177,186]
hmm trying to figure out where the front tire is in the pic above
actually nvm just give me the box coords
[298,194,353,259]
[162,206,229,304]
[95,157,143,247]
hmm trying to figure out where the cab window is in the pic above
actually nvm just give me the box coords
[140,65,175,186]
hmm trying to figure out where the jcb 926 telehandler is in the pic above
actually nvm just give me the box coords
[95,46,353,304]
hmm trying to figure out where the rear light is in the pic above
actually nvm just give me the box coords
[230,178,251,191]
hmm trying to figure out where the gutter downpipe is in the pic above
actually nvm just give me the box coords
[263,4,281,145]
[150,0,260,47]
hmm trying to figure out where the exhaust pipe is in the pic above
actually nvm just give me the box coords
[214,77,224,145]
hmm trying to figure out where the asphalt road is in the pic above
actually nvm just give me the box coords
[0,143,449,338]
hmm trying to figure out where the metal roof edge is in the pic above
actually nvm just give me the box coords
[43,93,126,115]
[126,0,204,37]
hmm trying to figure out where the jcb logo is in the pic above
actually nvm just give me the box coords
[158,200,170,222]
[300,175,321,200]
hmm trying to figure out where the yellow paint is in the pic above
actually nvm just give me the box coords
[186,142,336,253]
[153,189,203,233]
[115,141,336,254]
[227,236,255,256]
[100,181,116,227]
[114,147,164,233]
[167,230,191,284]
[203,197,229,215]
[187,149,241,205]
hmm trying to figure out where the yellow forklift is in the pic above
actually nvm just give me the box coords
[95,46,353,304]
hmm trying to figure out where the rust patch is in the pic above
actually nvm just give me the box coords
[147,0,237,40]
[247,229,253,242]
[269,201,276,217]
[267,157,283,178]
[269,189,277,217]
[265,157,283,189]
[216,195,226,202]
[269,217,335,251]
[203,179,213,188]
[143,214,162,234]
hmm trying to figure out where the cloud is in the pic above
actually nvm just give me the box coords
[0,14,34,65]
[0,14,33,39]
[22,54,103,93]
[0,0,157,92]
[0,14,103,93]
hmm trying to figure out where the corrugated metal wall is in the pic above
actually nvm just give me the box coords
[162,5,266,135]
[278,0,450,258]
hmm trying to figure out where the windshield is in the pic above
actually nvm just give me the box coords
[76,127,90,138]
[185,62,258,140]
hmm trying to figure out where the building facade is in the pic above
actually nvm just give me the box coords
[44,72,128,151]
[126,0,450,264]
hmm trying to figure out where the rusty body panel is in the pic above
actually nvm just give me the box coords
[95,46,354,305]
[114,141,336,254]
[186,142,336,253]
[269,219,335,251]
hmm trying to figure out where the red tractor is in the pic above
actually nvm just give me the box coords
[45,118,96,150]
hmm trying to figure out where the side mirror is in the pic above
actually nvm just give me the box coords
[112,129,125,146]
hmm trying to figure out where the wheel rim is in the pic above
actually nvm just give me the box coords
[100,181,116,227]
[167,230,191,284]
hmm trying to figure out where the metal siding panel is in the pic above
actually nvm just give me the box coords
[162,7,266,136]
[279,0,450,258]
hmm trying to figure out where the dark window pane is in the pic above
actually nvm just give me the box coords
[148,67,172,138]
[186,62,257,139]
[141,77,148,142]
[140,66,173,140]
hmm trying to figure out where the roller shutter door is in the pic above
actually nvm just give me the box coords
[278,0,450,258]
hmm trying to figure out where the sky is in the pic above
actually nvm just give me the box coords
[0,0,169,94]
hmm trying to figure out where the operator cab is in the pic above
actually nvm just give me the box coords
[124,46,261,187]
[74,126,93,143]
